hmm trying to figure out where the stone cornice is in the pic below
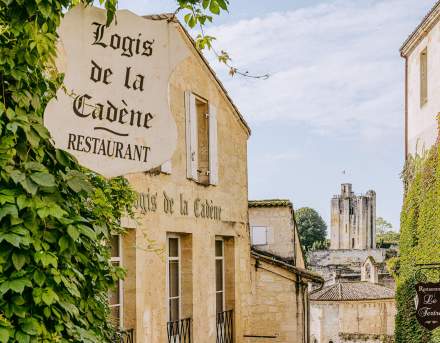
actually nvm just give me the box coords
[400,1,440,57]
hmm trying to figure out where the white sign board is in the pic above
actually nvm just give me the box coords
[44,6,185,177]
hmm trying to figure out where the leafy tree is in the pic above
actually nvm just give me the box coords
[376,216,393,234]
[0,0,230,341]
[295,207,327,251]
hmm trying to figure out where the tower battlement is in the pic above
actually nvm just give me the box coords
[330,183,376,250]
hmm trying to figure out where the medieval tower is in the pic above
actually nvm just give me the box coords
[330,183,376,250]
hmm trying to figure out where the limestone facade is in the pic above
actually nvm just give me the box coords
[112,13,321,343]
[248,200,305,266]
[330,184,376,250]
[310,279,396,343]
[400,1,440,156]
[245,201,323,342]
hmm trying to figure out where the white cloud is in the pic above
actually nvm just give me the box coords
[206,0,432,141]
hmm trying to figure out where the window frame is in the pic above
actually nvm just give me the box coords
[109,235,124,328]
[195,94,210,185]
[251,226,268,246]
[215,238,225,314]
[166,234,182,323]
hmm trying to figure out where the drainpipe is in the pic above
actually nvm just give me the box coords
[404,55,408,159]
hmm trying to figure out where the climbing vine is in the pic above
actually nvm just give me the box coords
[0,0,229,342]
[395,118,440,343]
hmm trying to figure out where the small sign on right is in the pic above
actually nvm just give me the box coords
[415,282,440,331]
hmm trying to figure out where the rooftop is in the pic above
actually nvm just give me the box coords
[310,281,395,301]
[400,1,440,56]
[248,199,293,209]
[142,13,251,134]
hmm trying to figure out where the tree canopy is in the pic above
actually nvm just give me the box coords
[295,207,327,251]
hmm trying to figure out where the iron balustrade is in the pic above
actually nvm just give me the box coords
[167,317,192,343]
[216,310,233,343]
[113,329,134,343]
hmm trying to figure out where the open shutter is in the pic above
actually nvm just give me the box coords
[185,91,198,180]
[208,103,218,185]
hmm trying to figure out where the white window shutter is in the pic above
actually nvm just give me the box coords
[185,91,198,180]
[161,160,172,174]
[208,103,218,185]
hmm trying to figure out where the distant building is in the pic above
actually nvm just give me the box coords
[330,183,376,250]
[400,1,440,156]
[308,183,396,287]
[248,200,323,342]
[310,258,396,343]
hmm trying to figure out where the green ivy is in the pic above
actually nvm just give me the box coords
[396,126,440,343]
[0,0,229,341]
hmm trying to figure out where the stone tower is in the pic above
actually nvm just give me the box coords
[330,183,376,250]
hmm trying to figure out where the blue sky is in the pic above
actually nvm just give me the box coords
[115,0,434,231]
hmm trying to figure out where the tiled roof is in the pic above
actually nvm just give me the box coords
[400,1,440,55]
[310,281,395,301]
[142,13,251,135]
[248,199,293,208]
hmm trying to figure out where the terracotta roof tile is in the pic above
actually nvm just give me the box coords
[310,281,395,301]
[248,199,293,208]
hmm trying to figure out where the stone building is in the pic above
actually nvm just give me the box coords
[400,0,440,156]
[308,184,395,288]
[63,7,325,343]
[330,184,376,250]
[247,200,323,342]
[309,260,396,343]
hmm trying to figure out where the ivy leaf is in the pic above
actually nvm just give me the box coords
[0,327,10,343]
[67,225,79,241]
[20,318,42,336]
[42,288,59,306]
[33,270,46,287]
[0,204,18,222]
[58,236,69,252]
[37,203,66,219]
[19,178,38,195]
[30,172,55,187]
[78,224,97,240]
[14,331,30,343]
[9,279,32,294]
[12,253,26,271]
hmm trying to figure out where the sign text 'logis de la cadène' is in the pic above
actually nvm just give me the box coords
[44,6,183,177]
[67,23,155,164]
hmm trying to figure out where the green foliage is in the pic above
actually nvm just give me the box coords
[396,132,440,342]
[0,0,229,341]
[377,231,400,248]
[310,239,329,251]
[295,207,327,251]
[0,0,146,341]
[376,216,393,234]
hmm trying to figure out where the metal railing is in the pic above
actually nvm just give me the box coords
[216,310,233,343]
[113,329,134,343]
[167,317,192,343]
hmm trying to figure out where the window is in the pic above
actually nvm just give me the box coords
[167,236,181,322]
[185,91,218,185]
[251,226,268,246]
[109,235,123,327]
[420,47,428,106]
[215,239,225,314]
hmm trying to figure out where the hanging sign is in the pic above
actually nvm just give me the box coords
[415,282,440,330]
[44,6,185,177]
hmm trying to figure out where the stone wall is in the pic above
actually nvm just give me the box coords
[244,257,308,343]
[121,18,252,342]
[248,206,305,267]
[330,184,376,250]
[310,300,396,343]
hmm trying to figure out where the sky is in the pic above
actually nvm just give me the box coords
[115,0,435,231]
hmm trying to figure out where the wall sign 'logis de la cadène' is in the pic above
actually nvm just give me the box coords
[415,282,440,331]
[44,6,188,177]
